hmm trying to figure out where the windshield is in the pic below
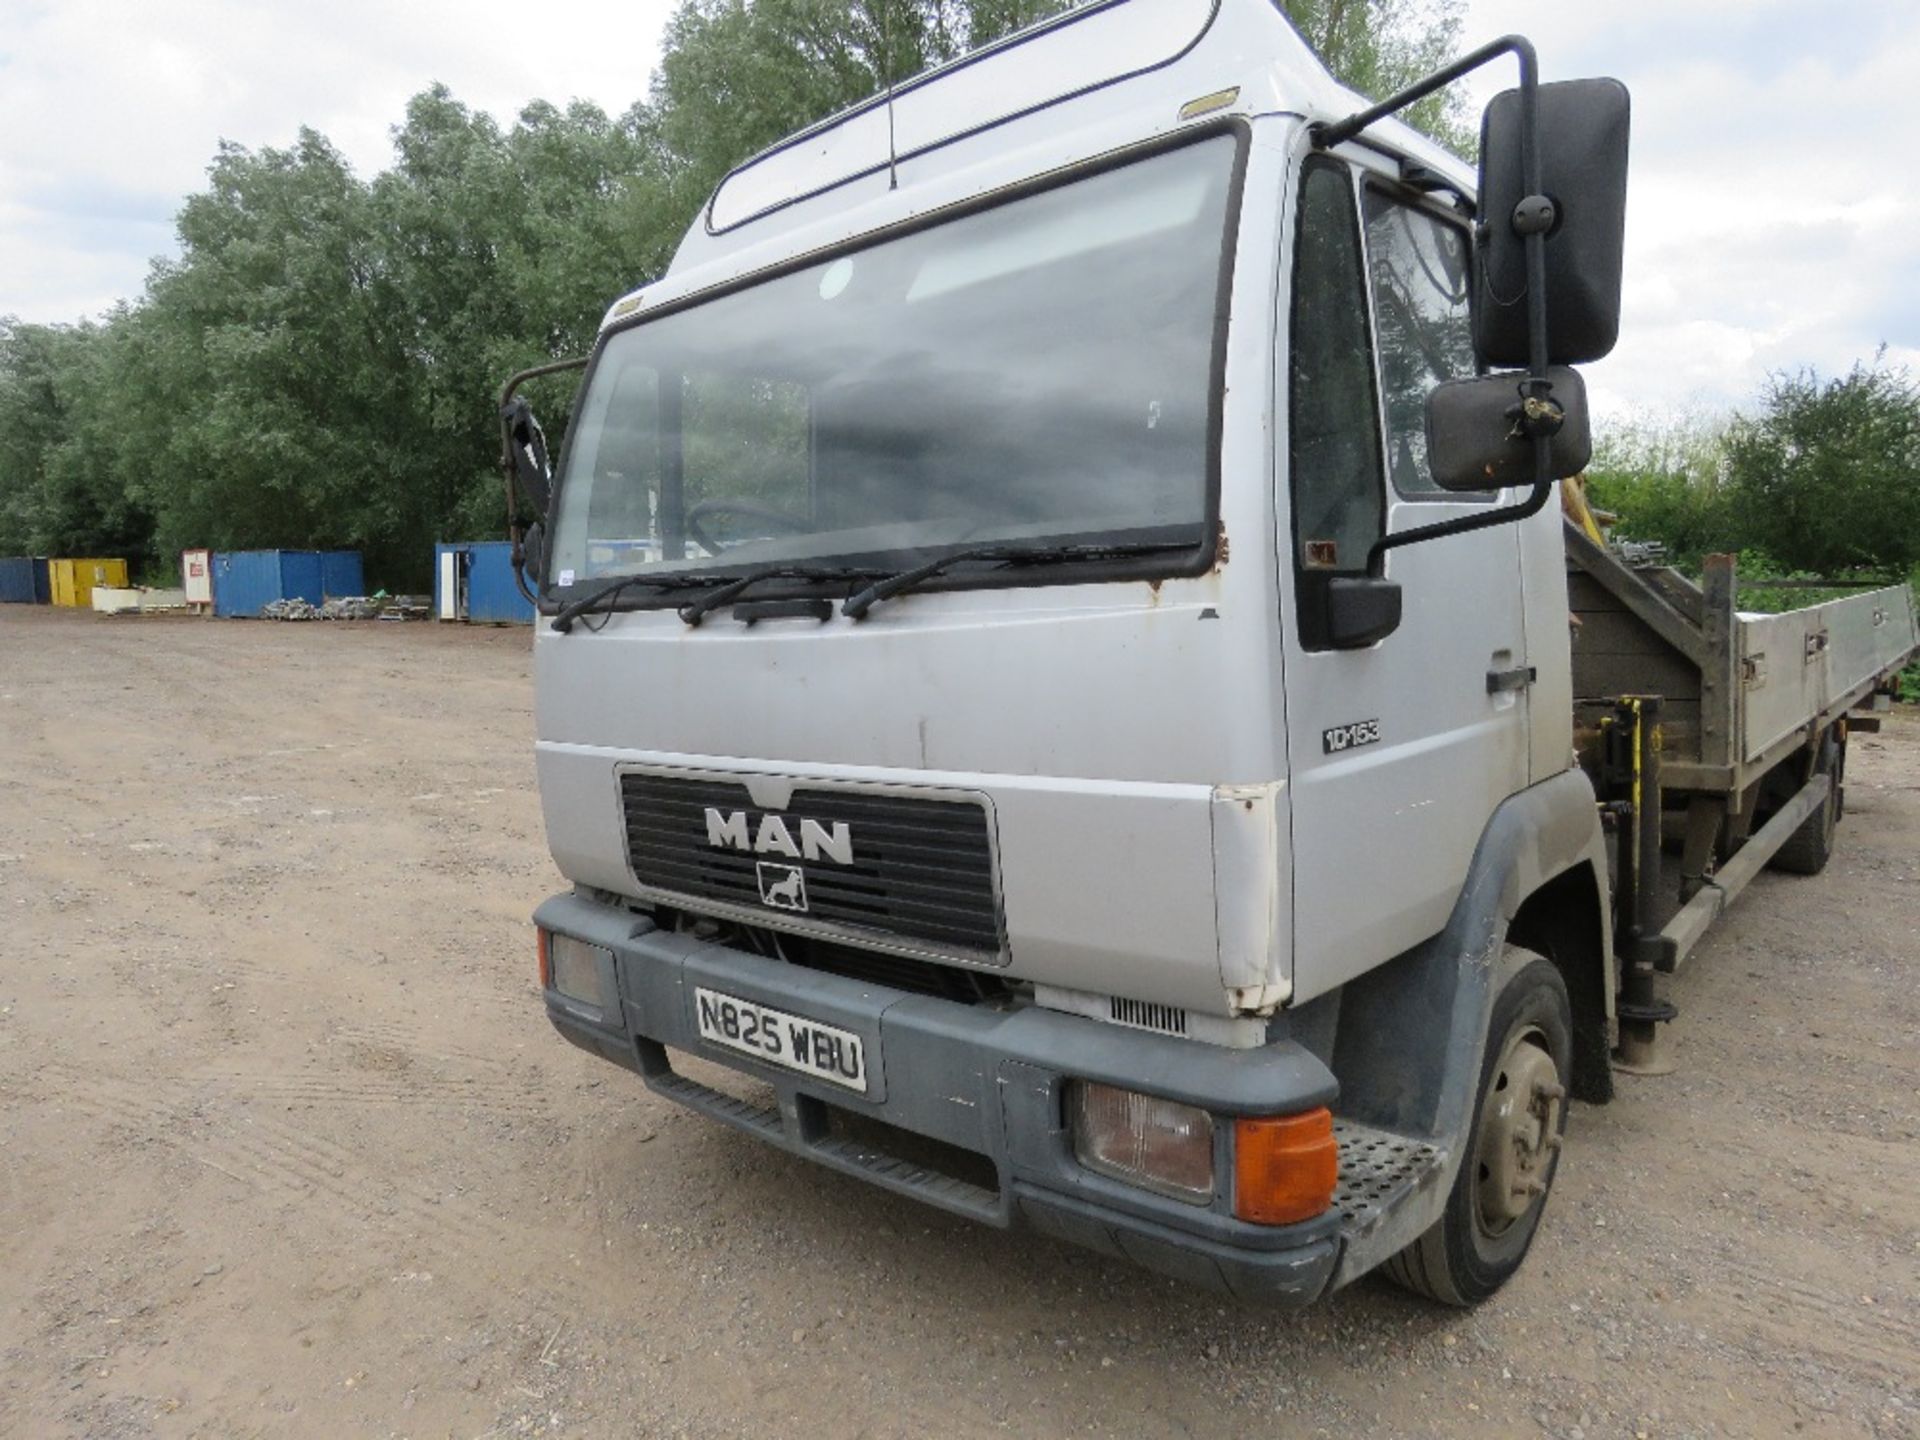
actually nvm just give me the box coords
[546,132,1239,592]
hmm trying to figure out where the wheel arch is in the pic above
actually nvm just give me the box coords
[1324,766,1611,1289]
[1504,859,1614,1104]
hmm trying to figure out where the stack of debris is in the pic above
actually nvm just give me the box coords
[374,594,432,621]
[258,593,433,622]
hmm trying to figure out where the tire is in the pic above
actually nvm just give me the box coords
[1384,949,1572,1307]
[1770,734,1839,876]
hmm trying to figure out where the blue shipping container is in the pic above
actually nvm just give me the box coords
[435,542,534,624]
[0,555,38,604]
[321,550,364,599]
[213,549,366,617]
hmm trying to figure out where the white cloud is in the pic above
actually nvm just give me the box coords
[1460,0,1920,418]
[0,0,677,323]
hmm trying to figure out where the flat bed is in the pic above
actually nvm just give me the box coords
[1563,524,1917,1010]
[1567,526,1916,792]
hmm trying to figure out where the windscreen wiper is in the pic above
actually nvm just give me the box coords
[551,571,723,633]
[840,539,1194,621]
[677,564,889,628]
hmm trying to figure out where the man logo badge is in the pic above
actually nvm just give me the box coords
[757,861,808,913]
[705,808,853,865]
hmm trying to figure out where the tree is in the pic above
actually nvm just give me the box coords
[0,0,1483,582]
[0,317,155,560]
[371,89,680,548]
[1279,0,1473,152]
[1583,412,1732,569]
[648,0,1077,210]
[1723,358,1920,577]
[648,0,1472,205]
[126,130,412,570]
[0,319,79,553]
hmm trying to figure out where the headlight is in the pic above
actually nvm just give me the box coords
[545,932,612,1009]
[1069,1081,1214,1204]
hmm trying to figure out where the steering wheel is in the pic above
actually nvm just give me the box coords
[683,498,808,555]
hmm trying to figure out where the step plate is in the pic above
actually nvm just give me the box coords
[1333,1120,1445,1239]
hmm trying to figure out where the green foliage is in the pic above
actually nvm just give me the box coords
[1279,0,1474,153]
[0,316,153,557]
[0,0,1481,585]
[1722,552,1857,614]
[138,132,398,564]
[1589,364,1920,596]
[650,0,1075,208]
[0,101,675,587]
[1582,412,1732,570]
[1723,358,1920,579]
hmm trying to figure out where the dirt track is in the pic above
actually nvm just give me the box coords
[2,606,1916,1440]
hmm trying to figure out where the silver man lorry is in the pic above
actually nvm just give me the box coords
[505,0,1920,1306]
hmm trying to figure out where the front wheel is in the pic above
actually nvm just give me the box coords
[1383,949,1572,1306]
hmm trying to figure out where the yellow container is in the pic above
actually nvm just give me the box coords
[49,557,129,608]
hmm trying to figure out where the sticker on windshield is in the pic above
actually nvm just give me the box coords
[558,568,576,587]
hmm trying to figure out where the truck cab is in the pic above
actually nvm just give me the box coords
[524,0,1631,1305]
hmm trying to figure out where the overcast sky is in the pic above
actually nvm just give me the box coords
[2,0,1915,421]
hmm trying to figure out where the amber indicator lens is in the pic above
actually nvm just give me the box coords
[1234,1108,1339,1225]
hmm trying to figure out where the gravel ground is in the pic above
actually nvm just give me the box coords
[1,606,1916,1440]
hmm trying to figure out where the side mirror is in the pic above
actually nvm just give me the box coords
[1475,77,1630,368]
[521,521,547,586]
[501,396,554,518]
[1325,576,1402,650]
[1426,366,1591,492]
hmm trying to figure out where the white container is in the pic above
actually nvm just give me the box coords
[181,548,213,608]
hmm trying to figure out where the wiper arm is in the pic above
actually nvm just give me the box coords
[841,540,1192,621]
[677,564,887,628]
[550,571,718,633]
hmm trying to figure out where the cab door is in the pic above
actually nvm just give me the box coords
[1278,152,1531,1004]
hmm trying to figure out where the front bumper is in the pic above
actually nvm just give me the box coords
[536,890,1344,1304]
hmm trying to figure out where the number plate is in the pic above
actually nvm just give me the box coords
[693,987,869,1093]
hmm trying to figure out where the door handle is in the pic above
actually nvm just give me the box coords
[1487,665,1537,695]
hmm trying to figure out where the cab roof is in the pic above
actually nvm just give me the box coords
[601,0,1472,329]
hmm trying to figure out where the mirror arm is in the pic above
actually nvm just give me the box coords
[1309,35,1537,153]
[1320,34,1564,571]
[511,524,540,606]
[1366,476,1553,570]
[498,355,588,597]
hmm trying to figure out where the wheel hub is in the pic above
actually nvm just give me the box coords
[1475,1025,1564,1233]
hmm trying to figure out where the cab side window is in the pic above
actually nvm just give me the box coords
[1361,188,1477,497]
[1288,159,1383,649]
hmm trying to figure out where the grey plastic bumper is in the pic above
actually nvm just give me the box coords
[536,891,1343,1303]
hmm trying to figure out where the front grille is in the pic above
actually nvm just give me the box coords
[777,934,1013,1004]
[1110,997,1188,1036]
[620,772,1003,963]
